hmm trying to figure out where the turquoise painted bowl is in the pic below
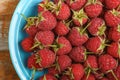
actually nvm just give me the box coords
[8,0,46,80]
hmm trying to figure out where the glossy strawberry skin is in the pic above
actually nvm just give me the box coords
[98,54,117,72]
[21,37,34,52]
[105,0,120,9]
[25,25,38,37]
[85,4,103,18]
[38,49,56,68]
[58,55,72,72]
[66,0,87,11]
[68,27,88,46]
[107,42,120,58]
[56,2,71,20]
[54,21,69,36]
[84,55,98,69]
[71,64,84,80]
[104,10,120,27]
[108,27,120,42]
[69,46,86,62]
[85,36,103,54]
[88,18,106,36]
[38,11,57,31]
[82,74,95,80]
[39,74,57,80]
[35,31,54,46]
[56,37,72,55]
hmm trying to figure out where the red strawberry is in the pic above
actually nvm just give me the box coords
[104,9,120,27]
[60,75,70,80]
[100,77,109,80]
[69,46,86,62]
[53,37,72,55]
[33,31,54,49]
[72,9,88,26]
[84,55,98,69]
[66,64,84,80]
[36,49,56,68]
[48,67,59,76]
[98,54,117,72]
[105,0,120,9]
[54,2,71,20]
[93,70,104,79]
[37,10,57,30]
[99,0,105,3]
[107,42,120,58]
[54,21,70,36]
[82,74,95,80]
[85,36,106,54]
[21,37,34,52]
[107,65,120,80]
[56,55,72,72]
[68,27,88,46]
[38,1,45,12]
[39,74,57,80]
[65,0,87,11]
[27,54,41,69]
[25,25,38,37]
[87,18,106,36]
[85,0,103,18]
[108,25,120,42]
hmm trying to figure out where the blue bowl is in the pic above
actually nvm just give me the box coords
[8,0,46,80]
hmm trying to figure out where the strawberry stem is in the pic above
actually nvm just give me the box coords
[110,70,118,80]
[30,69,36,80]
[86,68,91,80]
[81,23,90,34]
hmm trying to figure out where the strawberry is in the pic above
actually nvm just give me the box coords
[39,74,57,80]
[108,25,120,42]
[53,37,72,55]
[85,36,106,54]
[37,10,57,31]
[107,65,120,80]
[93,70,104,79]
[66,64,84,80]
[54,1,71,20]
[98,54,117,72]
[107,42,120,58]
[99,0,105,3]
[48,67,59,76]
[82,74,95,80]
[27,54,41,69]
[85,0,103,18]
[21,37,34,52]
[84,55,98,69]
[32,31,54,49]
[54,21,70,36]
[72,9,88,26]
[36,49,56,68]
[65,0,87,11]
[25,25,38,37]
[68,27,88,46]
[87,18,106,36]
[104,9,120,27]
[100,77,109,80]
[60,75,70,80]
[105,0,120,9]
[38,1,45,12]
[69,46,86,62]
[56,55,72,72]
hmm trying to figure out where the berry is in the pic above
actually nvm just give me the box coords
[37,10,57,30]
[104,9,120,27]
[100,77,109,80]
[69,46,86,62]
[105,0,120,9]
[21,37,34,52]
[60,75,70,80]
[98,54,117,72]
[82,74,95,80]
[85,0,103,18]
[39,74,57,80]
[72,9,88,26]
[85,36,106,54]
[68,27,88,46]
[66,0,87,11]
[107,42,120,58]
[48,67,59,76]
[87,18,106,36]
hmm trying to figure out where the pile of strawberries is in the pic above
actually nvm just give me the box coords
[21,0,120,80]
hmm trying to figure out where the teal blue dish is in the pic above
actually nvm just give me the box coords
[8,0,46,80]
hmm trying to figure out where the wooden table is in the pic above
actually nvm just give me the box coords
[0,0,19,80]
